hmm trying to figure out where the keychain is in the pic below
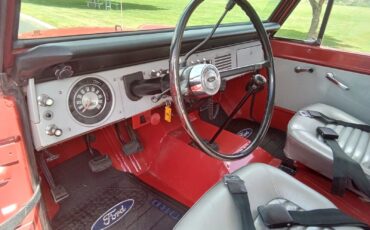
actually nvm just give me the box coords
[164,100,172,123]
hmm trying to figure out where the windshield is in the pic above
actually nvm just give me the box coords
[18,0,280,39]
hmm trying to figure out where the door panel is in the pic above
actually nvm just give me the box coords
[274,57,370,124]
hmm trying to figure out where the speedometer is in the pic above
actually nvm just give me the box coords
[68,77,113,125]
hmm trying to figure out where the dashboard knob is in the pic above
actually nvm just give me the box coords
[37,94,54,107]
[45,124,63,137]
[54,129,63,137]
[151,69,157,77]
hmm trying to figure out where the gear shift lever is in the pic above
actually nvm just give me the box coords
[209,74,267,144]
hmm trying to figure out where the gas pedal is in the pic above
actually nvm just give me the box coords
[88,155,112,173]
[85,134,112,172]
[115,122,143,156]
[123,121,143,155]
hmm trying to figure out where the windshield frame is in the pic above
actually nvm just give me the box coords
[14,0,284,48]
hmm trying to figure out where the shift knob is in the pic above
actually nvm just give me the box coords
[248,74,267,91]
[252,74,267,86]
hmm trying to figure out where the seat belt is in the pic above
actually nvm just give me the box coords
[224,174,256,230]
[317,127,370,197]
[303,110,370,132]
[224,174,370,229]
[258,204,370,229]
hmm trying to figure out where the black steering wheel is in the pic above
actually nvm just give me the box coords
[169,0,275,161]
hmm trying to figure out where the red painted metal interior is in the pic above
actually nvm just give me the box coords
[0,97,42,229]
[42,71,370,224]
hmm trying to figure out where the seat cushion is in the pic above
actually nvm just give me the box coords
[174,163,360,230]
[284,103,370,179]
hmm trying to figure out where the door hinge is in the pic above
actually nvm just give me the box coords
[0,72,27,95]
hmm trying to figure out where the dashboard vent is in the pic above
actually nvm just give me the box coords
[214,54,232,71]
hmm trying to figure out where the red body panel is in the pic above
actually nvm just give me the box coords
[0,97,42,229]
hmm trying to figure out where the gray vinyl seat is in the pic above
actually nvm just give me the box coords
[175,163,360,230]
[284,103,370,180]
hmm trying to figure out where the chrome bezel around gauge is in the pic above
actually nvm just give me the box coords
[67,76,114,126]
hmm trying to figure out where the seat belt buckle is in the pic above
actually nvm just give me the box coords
[307,110,322,118]
[299,110,320,118]
[258,204,294,228]
[317,127,339,140]
[223,174,247,194]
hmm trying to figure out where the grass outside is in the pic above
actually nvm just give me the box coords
[20,0,278,28]
[275,1,370,53]
[20,0,370,53]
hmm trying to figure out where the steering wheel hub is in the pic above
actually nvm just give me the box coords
[186,64,221,97]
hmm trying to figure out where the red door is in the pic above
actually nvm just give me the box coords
[0,1,46,229]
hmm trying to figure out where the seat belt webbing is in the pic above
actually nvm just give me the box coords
[324,137,370,197]
[224,174,256,230]
[224,174,370,229]
[289,209,369,229]
[258,204,370,229]
[305,110,370,132]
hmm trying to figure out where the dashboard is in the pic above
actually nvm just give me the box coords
[25,41,264,150]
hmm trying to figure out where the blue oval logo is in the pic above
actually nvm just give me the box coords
[91,199,134,230]
[237,128,253,139]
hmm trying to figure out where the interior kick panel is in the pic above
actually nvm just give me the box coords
[26,42,264,150]
[274,57,370,124]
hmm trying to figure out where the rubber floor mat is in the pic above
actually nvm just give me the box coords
[51,153,188,230]
[226,119,287,160]
[200,105,287,160]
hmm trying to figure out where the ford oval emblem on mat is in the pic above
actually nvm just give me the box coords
[237,128,253,139]
[91,199,134,230]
